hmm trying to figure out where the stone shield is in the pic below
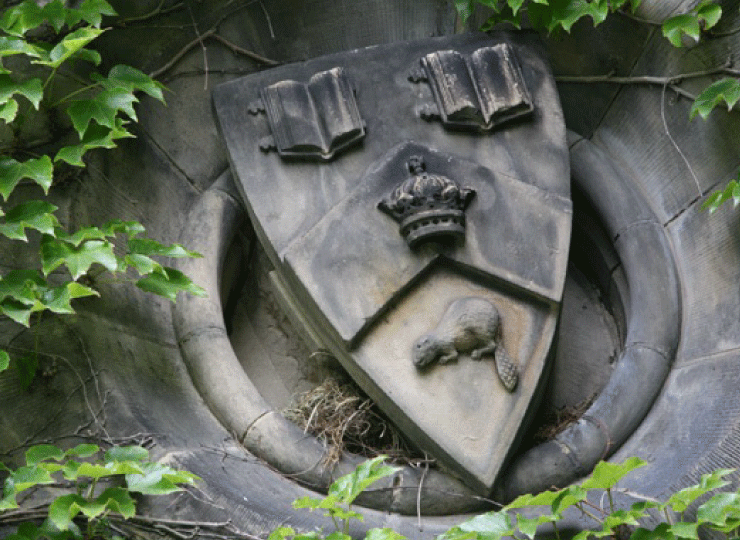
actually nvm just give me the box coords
[213,32,571,495]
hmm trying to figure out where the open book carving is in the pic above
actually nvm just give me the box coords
[414,44,533,131]
[257,67,365,161]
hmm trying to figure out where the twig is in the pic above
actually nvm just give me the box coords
[186,2,209,90]
[114,0,186,25]
[661,82,703,196]
[161,68,260,83]
[209,34,280,65]
[555,64,740,106]
[148,9,278,79]
[259,1,275,39]
[417,455,430,531]
[559,73,698,102]
[65,324,111,442]
[0,345,99,452]
[149,26,218,80]
[119,515,266,540]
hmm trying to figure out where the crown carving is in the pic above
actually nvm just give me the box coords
[378,156,476,248]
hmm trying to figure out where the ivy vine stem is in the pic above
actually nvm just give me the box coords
[50,83,102,108]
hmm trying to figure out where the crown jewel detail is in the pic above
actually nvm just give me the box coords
[378,156,476,248]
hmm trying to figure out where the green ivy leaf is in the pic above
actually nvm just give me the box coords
[105,445,149,462]
[25,444,65,466]
[136,267,207,302]
[124,253,160,275]
[269,527,296,540]
[41,0,68,33]
[94,487,136,519]
[697,492,740,527]
[0,269,45,305]
[630,523,676,540]
[551,485,588,515]
[41,237,117,278]
[48,495,81,531]
[66,87,138,139]
[696,0,722,31]
[40,281,99,314]
[128,238,202,259]
[292,494,333,511]
[125,462,198,495]
[75,0,117,28]
[690,78,740,120]
[0,2,44,36]
[54,226,109,247]
[481,7,523,31]
[327,455,400,505]
[325,533,352,540]
[65,443,100,458]
[294,534,322,540]
[603,508,644,530]
[516,515,552,540]
[0,349,9,372]
[49,493,104,530]
[0,156,54,200]
[0,298,34,326]
[73,461,143,480]
[663,13,701,47]
[0,75,43,110]
[669,521,700,539]
[665,468,733,512]
[10,464,54,493]
[0,37,45,61]
[0,200,60,241]
[99,64,165,102]
[73,47,102,67]
[436,530,476,540]
[0,476,19,511]
[326,507,364,522]
[56,119,134,167]
[507,0,527,15]
[505,489,560,510]
[581,457,647,490]
[105,220,145,236]
[527,0,610,33]
[702,179,740,213]
[456,510,515,540]
[32,27,105,69]
[0,99,18,123]
[365,528,407,540]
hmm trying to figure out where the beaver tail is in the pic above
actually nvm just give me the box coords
[494,346,518,392]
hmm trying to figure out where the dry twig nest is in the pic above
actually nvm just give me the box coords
[534,393,598,442]
[284,376,423,468]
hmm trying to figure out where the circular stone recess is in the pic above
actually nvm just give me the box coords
[172,135,681,515]
[225,189,625,453]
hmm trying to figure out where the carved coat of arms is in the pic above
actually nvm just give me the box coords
[213,33,572,495]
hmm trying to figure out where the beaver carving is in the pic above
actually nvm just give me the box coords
[412,297,518,391]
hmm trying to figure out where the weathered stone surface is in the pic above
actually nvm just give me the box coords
[213,32,571,494]
[4,0,740,535]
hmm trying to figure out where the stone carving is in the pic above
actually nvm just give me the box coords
[410,44,533,131]
[248,67,365,160]
[412,297,518,391]
[213,34,572,496]
[377,155,476,248]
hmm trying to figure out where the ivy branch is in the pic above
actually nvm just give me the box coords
[456,0,740,212]
[0,0,207,383]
